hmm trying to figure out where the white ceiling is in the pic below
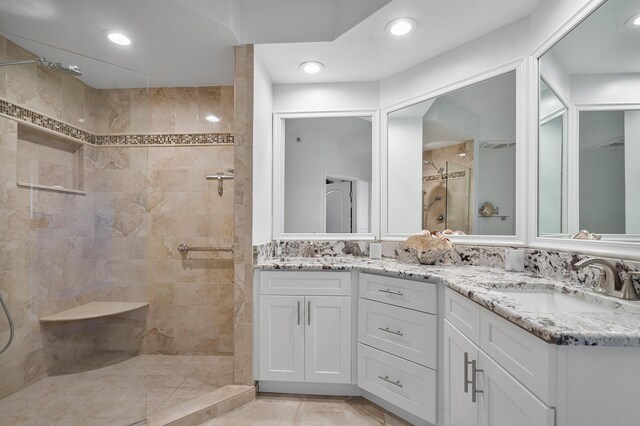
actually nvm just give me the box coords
[0,0,390,88]
[0,0,544,88]
[549,0,640,75]
[257,0,541,84]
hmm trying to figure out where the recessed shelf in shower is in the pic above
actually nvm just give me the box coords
[16,123,85,194]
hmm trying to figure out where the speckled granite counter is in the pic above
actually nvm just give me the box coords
[256,257,640,347]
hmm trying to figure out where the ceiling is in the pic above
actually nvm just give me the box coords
[258,0,541,84]
[0,0,544,89]
[0,0,389,88]
[549,0,640,75]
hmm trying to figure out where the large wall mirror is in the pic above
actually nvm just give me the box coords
[539,0,640,241]
[386,71,518,237]
[274,113,375,237]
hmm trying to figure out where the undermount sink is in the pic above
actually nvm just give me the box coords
[497,289,610,313]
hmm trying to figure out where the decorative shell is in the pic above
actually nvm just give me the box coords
[479,201,498,217]
[572,230,601,240]
[401,231,455,265]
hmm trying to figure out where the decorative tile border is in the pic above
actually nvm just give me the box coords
[423,170,467,182]
[94,133,233,146]
[0,98,234,146]
[0,98,96,143]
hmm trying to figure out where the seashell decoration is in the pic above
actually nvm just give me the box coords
[401,230,455,265]
[572,230,601,240]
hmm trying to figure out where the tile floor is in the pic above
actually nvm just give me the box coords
[199,393,412,425]
[0,352,233,426]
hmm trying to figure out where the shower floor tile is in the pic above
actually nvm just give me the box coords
[0,352,234,426]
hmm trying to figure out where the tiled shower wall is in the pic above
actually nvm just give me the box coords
[0,35,237,397]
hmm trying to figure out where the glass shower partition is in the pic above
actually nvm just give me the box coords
[444,161,472,234]
[0,35,150,425]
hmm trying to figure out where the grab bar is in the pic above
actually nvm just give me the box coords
[0,292,15,355]
[178,243,233,254]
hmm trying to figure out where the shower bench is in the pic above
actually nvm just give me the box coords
[39,301,148,322]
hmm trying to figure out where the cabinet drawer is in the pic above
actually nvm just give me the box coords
[358,343,436,424]
[260,271,351,295]
[480,309,556,406]
[444,288,480,345]
[359,273,437,314]
[358,298,436,368]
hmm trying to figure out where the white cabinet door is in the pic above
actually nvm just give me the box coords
[259,295,305,382]
[444,320,480,426]
[304,295,351,383]
[479,351,555,426]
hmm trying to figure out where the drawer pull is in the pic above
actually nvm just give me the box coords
[378,375,403,388]
[464,352,472,393]
[297,300,301,325]
[378,327,404,337]
[379,288,404,296]
[471,359,483,403]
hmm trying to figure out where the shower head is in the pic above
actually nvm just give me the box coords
[424,160,444,174]
[43,60,82,76]
[0,57,82,76]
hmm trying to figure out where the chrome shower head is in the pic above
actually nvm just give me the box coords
[40,59,82,76]
[0,57,82,76]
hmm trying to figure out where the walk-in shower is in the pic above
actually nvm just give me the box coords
[0,57,82,76]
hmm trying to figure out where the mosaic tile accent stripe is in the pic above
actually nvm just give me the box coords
[0,98,234,146]
[0,98,96,143]
[423,170,467,182]
[94,133,233,145]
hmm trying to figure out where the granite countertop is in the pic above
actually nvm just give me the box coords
[256,257,640,347]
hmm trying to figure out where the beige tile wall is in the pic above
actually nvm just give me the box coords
[0,34,241,397]
[233,45,254,385]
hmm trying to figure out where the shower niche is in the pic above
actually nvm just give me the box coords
[16,123,86,195]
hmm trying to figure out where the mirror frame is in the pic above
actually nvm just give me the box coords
[381,59,528,246]
[531,0,640,260]
[272,110,380,240]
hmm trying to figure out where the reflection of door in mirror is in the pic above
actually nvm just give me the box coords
[283,116,372,234]
[325,178,353,233]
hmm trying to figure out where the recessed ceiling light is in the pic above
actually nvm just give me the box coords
[625,13,640,28]
[205,115,220,123]
[386,18,417,36]
[299,61,324,74]
[106,32,132,46]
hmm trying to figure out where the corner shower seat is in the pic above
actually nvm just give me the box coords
[39,301,148,322]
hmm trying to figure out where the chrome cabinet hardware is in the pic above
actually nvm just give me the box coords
[307,300,311,325]
[471,359,483,403]
[178,243,233,254]
[378,375,403,388]
[297,300,301,325]
[379,288,404,296]
[464,352,471,393]
[378,327,404,336]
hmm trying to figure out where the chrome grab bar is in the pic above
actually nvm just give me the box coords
[178,243,233,254]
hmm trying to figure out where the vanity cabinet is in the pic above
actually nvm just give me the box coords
[258,272,352,384]
[443,289,554,426]
[358,273,438,424]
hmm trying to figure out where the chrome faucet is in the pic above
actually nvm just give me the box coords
[574,258,639,300]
